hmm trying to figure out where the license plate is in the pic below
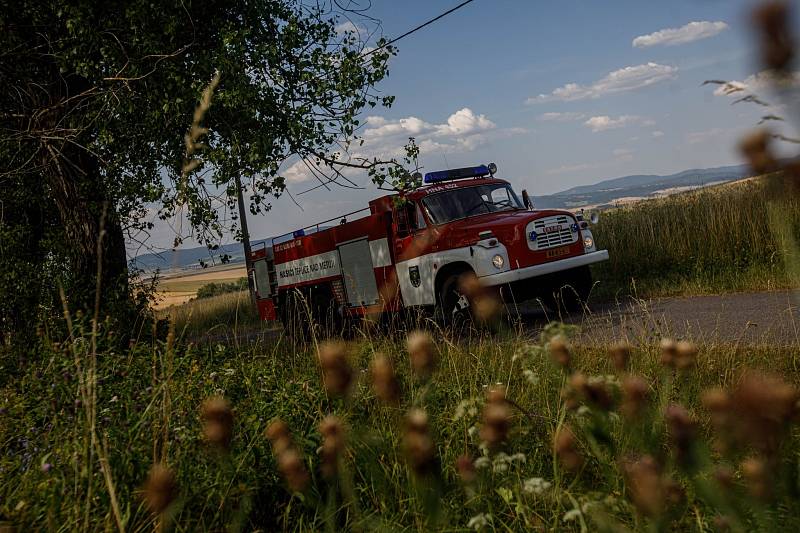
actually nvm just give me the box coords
[546,247,570,259]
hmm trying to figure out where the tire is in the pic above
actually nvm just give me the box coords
[438,272,475,331]
[553,266,592,313]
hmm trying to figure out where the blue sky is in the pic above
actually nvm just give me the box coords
[144,0,797,253]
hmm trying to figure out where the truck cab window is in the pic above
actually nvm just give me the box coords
[415,204,427,230]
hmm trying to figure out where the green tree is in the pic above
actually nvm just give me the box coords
[0,0,396,346]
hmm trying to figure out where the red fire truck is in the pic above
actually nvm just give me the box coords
[248,164,609,331]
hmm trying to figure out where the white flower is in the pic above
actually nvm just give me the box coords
[523,477,552,495]
[563,508,582,522]
[467,513,492,530]
[474,457,491,469]
[492,461,509,473]
[509,453,527,463]
[522,369,540,385]
[468,425,478,438]
[110,396,118,403]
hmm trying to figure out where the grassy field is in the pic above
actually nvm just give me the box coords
[592,175,800,299]
[154,264,247,308]
[2,318,800,531]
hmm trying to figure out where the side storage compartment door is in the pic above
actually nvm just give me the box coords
[338,239,379,307]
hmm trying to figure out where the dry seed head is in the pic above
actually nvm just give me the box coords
[554,426,583,471]
[266,419,292,456]
[456,454,476,483]
[622,455,665,517]
[319,415,346,478]
[143,464,178,515]
[659,338,677,368]
[278,448,309,492]
[752,1,795,71]
[403,408,435,474]
[665,404,697,466]
[480,402,511,449]
[407,330,436,377]
[741,456,771,500]
[675,341,697,370]
[548,336,571,369]
[621,375,649,419]
[485,385,506,404]
[729,371,799,454]
[739,129,777,174]
[405,408,429,434]
[713,465,735,489]
[200,396,233,451]
[609,342,631,372]
[370,354,400,405]
[318,341,353,396]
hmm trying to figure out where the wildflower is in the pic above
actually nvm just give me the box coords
[752,1,795,72]
[621,455,665,517]
[562,508,582,522]
[467,513,492,530]
[474,456,491,469]
[318,342,353,396]
[40,463,52,473]
[713,465,735,489]
[459,272,501,323]
[739,129,777,174]
[548,336,571,369]
[480,388,511,449]
[319,416,346,478]
[404,409,436,475]
[200,396,233,451]
[142,464,178,515]
[741,456,771,500]
[407,330,436,378]
[731,371,798,454]
[659,338,677,367]
[523,477,551,495]
[265,419,292,455]
[568,373,614,411]
[608,341,631,372]
[621,375,649,419]
[674,341,697,370]
[554,426,583,472]
[370,354,400,405]
[665,404,697,468]
[278,448,309,492]
[456,454,476,483]
[522,369,540,385]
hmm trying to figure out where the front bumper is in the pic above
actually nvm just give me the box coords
[479,250,609,287]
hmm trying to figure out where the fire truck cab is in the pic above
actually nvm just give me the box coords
[249,164,609,330]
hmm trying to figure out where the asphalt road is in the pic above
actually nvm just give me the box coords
[519,290,800,345]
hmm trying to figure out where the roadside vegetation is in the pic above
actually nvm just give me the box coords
[195,278,249,299]
[592,174,800,299]
[2,318,799,531]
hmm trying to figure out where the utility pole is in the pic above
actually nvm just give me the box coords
[235,174,257,308]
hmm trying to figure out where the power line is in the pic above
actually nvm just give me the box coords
[361,0,479,58]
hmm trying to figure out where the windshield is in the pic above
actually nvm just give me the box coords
[422,184,524,224]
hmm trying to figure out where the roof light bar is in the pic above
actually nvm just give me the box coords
[423,164,492,184]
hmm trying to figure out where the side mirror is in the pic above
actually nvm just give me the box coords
[590,211,600,224]
[521,189,533,210]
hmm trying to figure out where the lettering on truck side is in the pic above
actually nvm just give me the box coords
[276,250,341,287]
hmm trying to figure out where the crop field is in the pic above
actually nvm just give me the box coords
[154,264,247,309]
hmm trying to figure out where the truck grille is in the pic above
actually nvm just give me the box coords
[528,215,578,251]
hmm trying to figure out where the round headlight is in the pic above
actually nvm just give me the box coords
[583,236,594,249]
[492,254,505,269]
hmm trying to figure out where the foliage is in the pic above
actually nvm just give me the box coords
[0,0,398,346]
[195,278,249,300]
[591,174,800,298]
[2,318,800,531]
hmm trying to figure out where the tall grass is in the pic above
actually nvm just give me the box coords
[3,317,800,531]
[160,290,267,340]
[592,175,800,298]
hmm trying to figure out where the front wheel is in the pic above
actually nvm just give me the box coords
[551,266,593,313]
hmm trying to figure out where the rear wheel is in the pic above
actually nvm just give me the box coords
[438,272,475,332]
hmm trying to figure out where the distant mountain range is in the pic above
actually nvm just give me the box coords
[531,163,754,210]
[133,163,755,271]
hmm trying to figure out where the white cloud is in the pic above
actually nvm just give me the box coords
[529,63,678,103]
[546,163,595,175]
[335,21,366,35]
[282,160,315,184]
[436,108,496,136]
[686,128,730,144]
[632,21,728,48]
[584,115,654,133]
[538,112,586,122]
[712,70,800,97]
[613,148,634,161]
[652,130,665,138]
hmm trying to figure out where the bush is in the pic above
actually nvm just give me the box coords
[195,277,249,299]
